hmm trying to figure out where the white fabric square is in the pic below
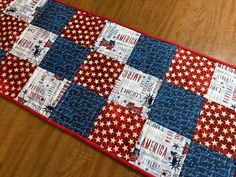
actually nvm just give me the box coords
[206,63,236,110]
[130,120,191,177]
[4,0,48,22]
[109,65,162,118]
[17,67,70,117]
[94,22,140,63]
[10,24,57,65]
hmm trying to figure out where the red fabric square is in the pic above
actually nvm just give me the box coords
[74,51,125,98]
[61,10,106,48]
[0,0,12,11]
[193,99,236,159]
[88,101,145,161]
[0,13,27,51]
[165,48,216,96]
[0,53,36,98]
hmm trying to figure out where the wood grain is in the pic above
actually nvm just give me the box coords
[0,0,236,177]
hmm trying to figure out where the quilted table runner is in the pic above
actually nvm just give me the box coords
[0,0,236,176]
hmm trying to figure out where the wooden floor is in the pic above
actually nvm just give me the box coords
[1,0,236,177]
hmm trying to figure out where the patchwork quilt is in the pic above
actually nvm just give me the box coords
[0,0,235,176]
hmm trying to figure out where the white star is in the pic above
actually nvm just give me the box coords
[96,137,101,142]
[214,126,219,132]
[231,145,236,151]
[194,134,199,140]
[218,135,224,141]
[212,140,218,146]
[229,114,235,119]
[116,131,121,137]
[118,139,123,145]
[205,141,210,147]
[226,137,232,143]
[221,111,227,116]
[202,132,207,138]
[220,144,227,150]
[122,145,128,151]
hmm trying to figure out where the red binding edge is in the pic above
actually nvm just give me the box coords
[54,0,236,70]
[0,93,154,177]
[1,0,236,177]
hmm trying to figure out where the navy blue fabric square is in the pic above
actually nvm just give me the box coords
[180,142,235,177]
[49,83,106,137]
[234,161,236,175]
[0,49,5,61]
[31,1,75,34]
[127,35,177,79]
[39,37,89,80]
[148,81,204,139]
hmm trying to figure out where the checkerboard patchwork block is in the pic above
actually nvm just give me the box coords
[148,81,205,139]
[109,65,162,118]
[165,48,216,96]
[49,83,106,137]
[10,24,58,65]
[3,0,48,23]
[61,10,106,48]
[0,0,12,11]
[31,1,75,34]
[1,1,236,176]
[93,22,141,63]
[88,101,145,161]
[0,13,27,51]
[74,51,125,98]
[130,119,190,177]
[126,35,177,79]
[179,142,235,177]
[206,63,236,111]
[39,36,89,80]
[0,53,36,98]
[193,99,236,159]
[16,67,70,117]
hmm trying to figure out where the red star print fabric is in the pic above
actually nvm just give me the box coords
[0,13,28,51]
[74,51,125,98]
[0,53,36,98]
[0,0,12,11]
[193,99,236,159]
[165,48,216,96]
[61,10,106,48]
[88,101,145,161]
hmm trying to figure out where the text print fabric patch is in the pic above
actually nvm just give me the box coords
[17,67,70,117]
[130,120,190,177]
[206,63,236,111]
[3,0,48,22]
[94,22,141,64]
[109,65,162,118]
[10,24,58,65]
